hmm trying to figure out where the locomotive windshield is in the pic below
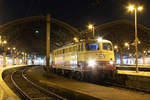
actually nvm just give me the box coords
[86,43,99,51]
[103,43,112,51]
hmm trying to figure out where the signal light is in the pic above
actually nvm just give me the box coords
[35,30,39,34]
[34,29,40,34]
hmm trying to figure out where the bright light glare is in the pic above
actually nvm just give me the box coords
[138,41,141,44]
[73,37,79,42]
[88,59,96,67]
[97,37,102,42]
[129,53,132,57]
[114,45,118,49]
[124,42,129,47]
[127,5,135,11]
[7,47,10,50]
[109,61,114,65]
[88,24,94,30]
[3,40,7,44]
[138,6,143,11]
[13,47,16,50]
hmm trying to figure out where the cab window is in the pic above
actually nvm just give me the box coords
[86,43,99,51]
[103,43,112,51]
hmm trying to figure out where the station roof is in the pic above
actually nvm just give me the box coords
[0,18,150,55]
[94,20,150,52]
[0,16,79,55]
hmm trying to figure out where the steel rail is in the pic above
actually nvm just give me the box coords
[11,67,66,100]
[11,70,32,99]
[22,68,66,100]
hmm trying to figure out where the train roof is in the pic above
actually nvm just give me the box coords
[53,38,112,52]
[87,38,111,43]
[53,43,76,51]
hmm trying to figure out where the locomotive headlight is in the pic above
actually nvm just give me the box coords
[109,61,114,65]
[88,59,96,67]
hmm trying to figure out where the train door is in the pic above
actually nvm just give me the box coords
[77,42,85,71]
[77,43,80,70]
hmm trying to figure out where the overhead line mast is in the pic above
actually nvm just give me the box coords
[46,14,51,67]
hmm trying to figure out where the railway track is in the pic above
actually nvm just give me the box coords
[7,66,150,100]
[10,67,66,100]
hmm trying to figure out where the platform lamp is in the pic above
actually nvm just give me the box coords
[88,24,95,38]
[127,4,143,72]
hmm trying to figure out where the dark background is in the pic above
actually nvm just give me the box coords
[0,0,149,28]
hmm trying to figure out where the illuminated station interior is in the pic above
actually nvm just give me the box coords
[0,1,150,100]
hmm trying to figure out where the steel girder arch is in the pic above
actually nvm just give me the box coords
[0,16,79,55]
[0,16,79,35]
[93,20,150,53]
[51,29,75,44]
[50,30,73,51]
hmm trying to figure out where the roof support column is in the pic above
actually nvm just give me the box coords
[46,14,51,68]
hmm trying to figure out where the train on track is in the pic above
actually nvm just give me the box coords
[45,37,116,80]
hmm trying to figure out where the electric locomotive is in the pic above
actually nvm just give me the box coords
[50,37,116,80]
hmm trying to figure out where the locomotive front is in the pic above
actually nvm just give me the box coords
[81,38,116,73]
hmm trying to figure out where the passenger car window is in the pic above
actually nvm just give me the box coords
[78,45,80,51]
[81,43,84,51]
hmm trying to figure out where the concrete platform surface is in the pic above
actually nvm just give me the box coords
[117,65,150,68]
[118,70,150,77]
[27,66,150,100]
[0,65,26,100]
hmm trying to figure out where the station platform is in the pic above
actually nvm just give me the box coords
[115,64,150,77]
[116,65,150,72]
[0,65,25,100]
[117,64,150,68]
[26,66,150,100]
[118,70,150,77]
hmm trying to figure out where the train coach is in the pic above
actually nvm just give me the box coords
[47,37,116,80]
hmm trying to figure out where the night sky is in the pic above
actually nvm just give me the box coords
[0,0,150,28]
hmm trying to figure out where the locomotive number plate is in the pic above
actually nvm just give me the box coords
[99,54,105,58]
